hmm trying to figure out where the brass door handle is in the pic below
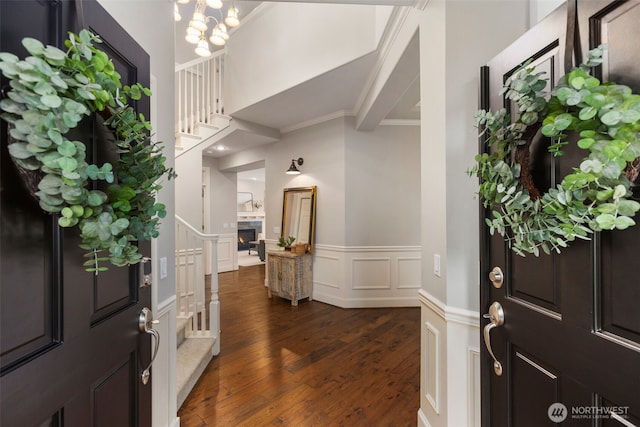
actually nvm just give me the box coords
[483,301,504,376]
[138,307,160,385]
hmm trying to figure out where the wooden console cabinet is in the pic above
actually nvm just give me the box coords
[267,251,312,306]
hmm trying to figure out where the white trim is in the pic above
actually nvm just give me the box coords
[157,295,177,317]
[354,5,412,114]
[280,109,354,134]
[174,49,225,72]
[312,291,419,308]
[418,289,479,327]
[316,243,422,253]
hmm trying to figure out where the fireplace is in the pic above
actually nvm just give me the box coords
[237,228,256,251]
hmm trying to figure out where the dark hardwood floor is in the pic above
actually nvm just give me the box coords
[178,264,420,426]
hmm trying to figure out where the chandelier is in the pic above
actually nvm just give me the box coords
[174,0,240,57]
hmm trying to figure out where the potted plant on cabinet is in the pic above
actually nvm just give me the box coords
[277,236,296,251]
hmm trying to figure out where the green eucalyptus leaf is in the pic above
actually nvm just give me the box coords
[87,191,107,207]
[595,213,616,229]
[44,46,66,62]
[22,38,45,56]
[620,109,640,124]
[578,107,597,121]
[7,142,33,159]
[57,140,77,156]
[614,216,635,230]
[601,110,622,126]
[0,61,20,77]
[57,156,78,171]
[41,94,62,108]
[0,98,27,114]
[0,52,19,63]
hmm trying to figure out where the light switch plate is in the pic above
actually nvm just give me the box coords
[160,257,168,279]
[434,254,441,277]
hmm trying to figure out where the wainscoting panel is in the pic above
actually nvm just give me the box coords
[312,245,421,308]
[313,253,341,289]
[425,321,440,414]
[468,347,481,427]
[418,290,480,427]
[217,233,236,272]
[397,257,422,289]
[352,258,391,290]
[152,297,178,427]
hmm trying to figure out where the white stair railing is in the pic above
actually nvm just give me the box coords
[175,215,220,355]
[175,52,225,135]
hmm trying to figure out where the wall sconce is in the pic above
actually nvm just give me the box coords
[286,158,304,175]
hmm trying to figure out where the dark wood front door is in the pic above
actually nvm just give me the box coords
[480,1,640,426]
[1,1,152,425]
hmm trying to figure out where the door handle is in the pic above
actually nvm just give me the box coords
[489,266,503,288]
[483,301,504,376]
[138,307,160,385]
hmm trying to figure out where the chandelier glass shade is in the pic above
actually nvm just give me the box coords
[175,0,240,57]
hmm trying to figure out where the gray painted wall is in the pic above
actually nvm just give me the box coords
[97,0,176,304]
[345,120,420,246]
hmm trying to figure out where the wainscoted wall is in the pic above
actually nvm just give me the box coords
[312,244,421,308]
[418,290,480,427]
[216,233,237,272]
[152,296,179,427]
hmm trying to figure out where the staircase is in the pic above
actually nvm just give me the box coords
[175,52,231,156]
[173,49,279,408]
[175,215,220,408]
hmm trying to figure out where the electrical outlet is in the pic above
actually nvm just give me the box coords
[434,254,441,277]
[274,226,281,234]
[223,223,229,229]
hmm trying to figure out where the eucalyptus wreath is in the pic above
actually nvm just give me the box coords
[0,30,175,273]
[469,45,640,256]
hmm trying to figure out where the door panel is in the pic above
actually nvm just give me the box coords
[480,2,640,426]
[0,1,152,425]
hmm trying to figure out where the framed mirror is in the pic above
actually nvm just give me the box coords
[237,192,253,212]
[282,186,317,253]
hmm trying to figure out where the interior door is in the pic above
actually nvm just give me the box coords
[480,1,640,426]
[1,1,153,425]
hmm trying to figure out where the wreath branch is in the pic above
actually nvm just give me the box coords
[514,122,543,201]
